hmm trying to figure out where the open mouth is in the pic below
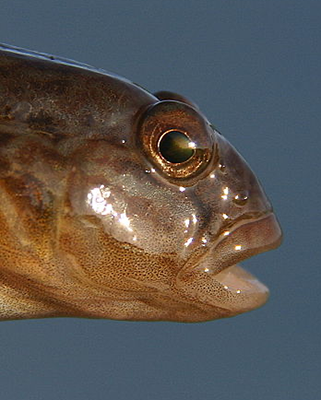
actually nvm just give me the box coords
[176,213,282,316]
[209,213,282,312]
[213,213,281,277]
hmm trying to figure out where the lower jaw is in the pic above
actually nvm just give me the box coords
[214,264,269,294]
[213,264,270,312]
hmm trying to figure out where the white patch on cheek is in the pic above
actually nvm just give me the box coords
[87,186,117,217]
[119,212,133,232]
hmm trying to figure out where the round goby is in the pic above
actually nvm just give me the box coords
[0,44,282,322]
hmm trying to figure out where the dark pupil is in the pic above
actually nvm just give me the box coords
[159,131,194,163]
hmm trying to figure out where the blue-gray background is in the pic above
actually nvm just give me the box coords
[0,1,319,399]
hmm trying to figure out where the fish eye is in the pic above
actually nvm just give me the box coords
[137,100,215,183]
[158,130,195,164]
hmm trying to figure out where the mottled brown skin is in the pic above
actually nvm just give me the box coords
[0,45,282,322]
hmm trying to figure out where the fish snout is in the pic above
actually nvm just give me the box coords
[207,213,282,274]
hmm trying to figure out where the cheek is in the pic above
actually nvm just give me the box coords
[67,140,209,257]
[71,179,196,255]
[121,195,196,254]
[69,166,200,255]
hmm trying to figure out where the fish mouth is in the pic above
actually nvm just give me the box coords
[207,213,282,311]
[211,213,282,272]
[176,213,282,316]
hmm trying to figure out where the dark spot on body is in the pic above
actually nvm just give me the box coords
[0,132,15,146]
[27,110,58,133]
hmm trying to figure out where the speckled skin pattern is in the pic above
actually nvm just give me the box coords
[0,45,282,322]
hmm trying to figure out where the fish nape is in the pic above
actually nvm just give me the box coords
[0,44,282,322]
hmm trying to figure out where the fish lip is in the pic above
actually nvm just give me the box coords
[218,212,282,271]
[197,212,283,276]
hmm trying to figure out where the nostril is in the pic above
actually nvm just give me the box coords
[232,191,249,206]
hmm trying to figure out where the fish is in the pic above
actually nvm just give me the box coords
[0,44,282,322]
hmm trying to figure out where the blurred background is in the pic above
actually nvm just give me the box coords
[0,1,319,399]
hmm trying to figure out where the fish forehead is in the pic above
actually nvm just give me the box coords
[0,44,156,144]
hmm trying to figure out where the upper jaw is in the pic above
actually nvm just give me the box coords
[205,213,283,276]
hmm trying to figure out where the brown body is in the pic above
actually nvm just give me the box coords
[0,45,282,322]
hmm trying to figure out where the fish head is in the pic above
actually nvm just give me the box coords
[67,92,282,322]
